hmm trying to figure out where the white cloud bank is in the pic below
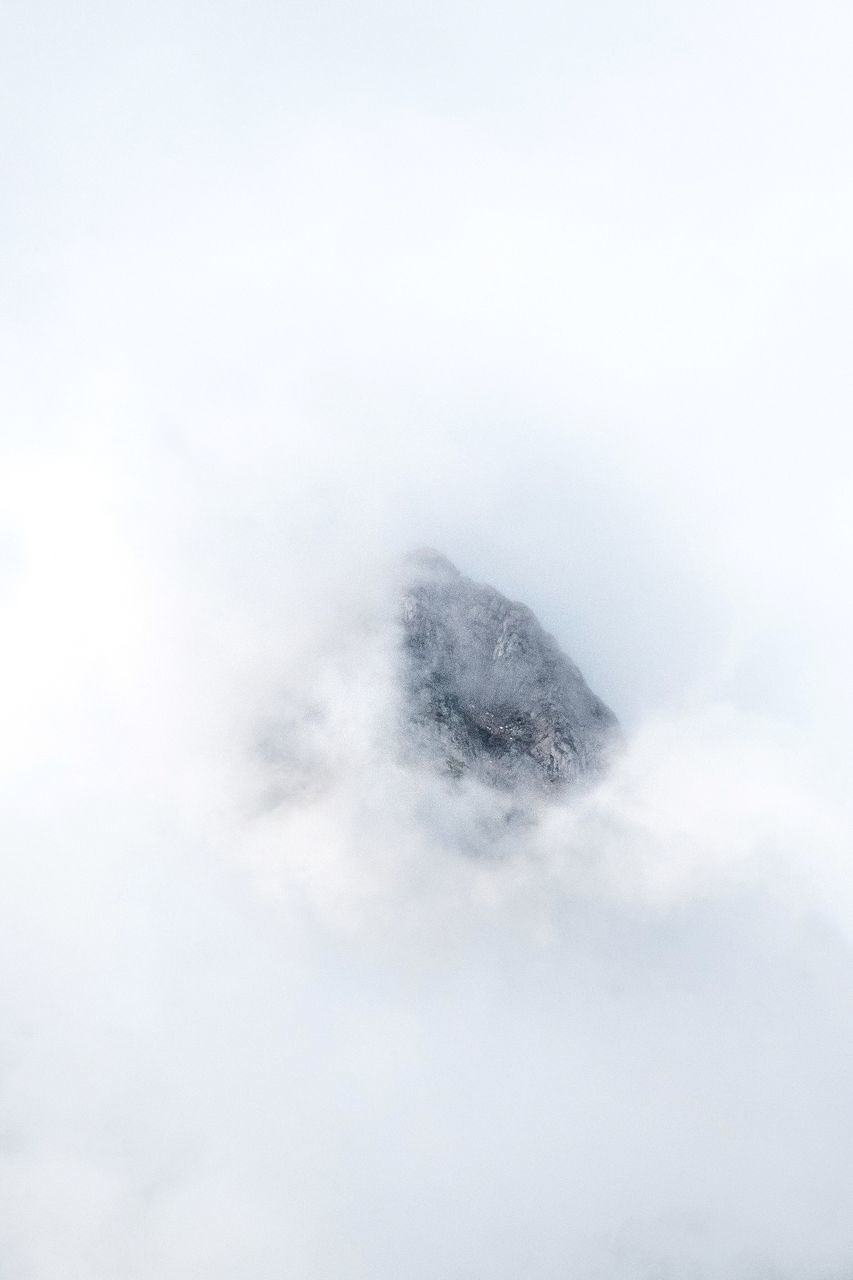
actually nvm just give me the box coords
[2,0,853,1275]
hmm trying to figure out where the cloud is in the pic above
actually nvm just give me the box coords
[2,0,853,1274]
[4,435,853,1278]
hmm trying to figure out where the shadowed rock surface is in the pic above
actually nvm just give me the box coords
[400,550,619,791]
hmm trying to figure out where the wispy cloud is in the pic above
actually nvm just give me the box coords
[2,0,853,1273]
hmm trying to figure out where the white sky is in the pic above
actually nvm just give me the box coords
[3,0,852,722]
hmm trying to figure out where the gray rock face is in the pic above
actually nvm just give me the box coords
[400,550,619,791]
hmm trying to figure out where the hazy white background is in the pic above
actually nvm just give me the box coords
[2,1,853,1276]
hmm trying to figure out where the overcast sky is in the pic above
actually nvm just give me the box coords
[2,2,853,1276]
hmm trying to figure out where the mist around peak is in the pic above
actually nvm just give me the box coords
[3,0,853,1272]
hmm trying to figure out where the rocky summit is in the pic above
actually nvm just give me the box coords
[399,550,619,791]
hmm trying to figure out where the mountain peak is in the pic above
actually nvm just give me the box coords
[399,552,618,791]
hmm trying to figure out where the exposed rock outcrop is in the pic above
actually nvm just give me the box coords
[400,550,619,791]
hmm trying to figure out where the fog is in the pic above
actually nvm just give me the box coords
[3,0,853,1275]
